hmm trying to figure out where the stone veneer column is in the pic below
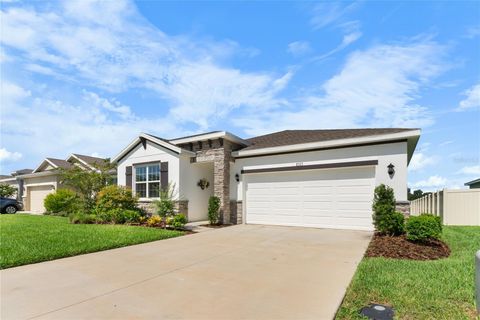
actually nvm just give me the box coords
[214,141,231,224]
[395,201,410,216]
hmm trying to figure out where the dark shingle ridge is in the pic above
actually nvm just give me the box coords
[244,128,418,151]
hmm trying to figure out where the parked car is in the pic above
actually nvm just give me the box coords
[0,197,22,214]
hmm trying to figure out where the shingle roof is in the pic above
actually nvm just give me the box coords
[73,154,106,167]
[465,178,480,186]
[243,128,418,151]
[14,169,33,175]
[46,158,73,169]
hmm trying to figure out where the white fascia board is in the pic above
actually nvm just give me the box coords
[170,131,250,146]
[233,130,421,158]
[141,133,186,155]
[32,158,58,173]
[112,134,195,163]
[241,156,379,172]
[0,177,17,183]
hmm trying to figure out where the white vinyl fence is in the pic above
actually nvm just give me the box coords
[410,189,480,226]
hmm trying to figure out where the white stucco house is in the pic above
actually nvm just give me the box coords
[113,128,420,231]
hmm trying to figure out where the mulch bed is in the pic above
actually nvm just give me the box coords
[365,234,450,260]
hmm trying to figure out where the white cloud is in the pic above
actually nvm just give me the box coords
[457,83,480,110]
[0,148,22,162]
[309,2,360,30]
[457,165,480,175]
[409,153,438,171]
[239,40,445,135]
[0,81,180,169]
[412,175,447,188]
[0,0,290,129]
[287,41,312,57]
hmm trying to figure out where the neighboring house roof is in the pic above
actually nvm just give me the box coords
[465,178,480,186]
[244,128,417,151]
[68,154,106,169]
[45,158,74,169]
[12,169,33,176]
[0,175,11,179]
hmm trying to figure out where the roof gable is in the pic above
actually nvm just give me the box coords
[112,133,194,163]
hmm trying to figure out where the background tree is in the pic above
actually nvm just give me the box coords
[408,188,429,201]
[0,184,17,198]
[59,159,116,211]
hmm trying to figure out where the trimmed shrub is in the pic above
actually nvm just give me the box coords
[44,189,80,216]
[69,212,97,224]
[208,196,220,225]
[406,214,442,242]
[96,185,138,212]
[169,214,188,229]
[95,208,142,224]
[372,184,404,235]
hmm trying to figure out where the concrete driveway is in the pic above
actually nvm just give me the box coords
[1,225,371,320]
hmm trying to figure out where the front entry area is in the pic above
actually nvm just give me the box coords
[245,166,375,230]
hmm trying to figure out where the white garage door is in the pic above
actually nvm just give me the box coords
[245,166,375,230]
[29,185,55,213]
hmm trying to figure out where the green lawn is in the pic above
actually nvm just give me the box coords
[0,214,184,269]
[336,226,480,319]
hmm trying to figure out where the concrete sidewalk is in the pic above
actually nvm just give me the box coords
[1,224,371,320]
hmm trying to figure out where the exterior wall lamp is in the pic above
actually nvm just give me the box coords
[387,163,395,178]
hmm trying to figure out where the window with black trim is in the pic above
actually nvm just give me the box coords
[135,164,160,198]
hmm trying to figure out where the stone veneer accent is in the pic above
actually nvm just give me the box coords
[395,201,410,216]
[138,200,189,220]
[189,138,235,224]
[230,200,243,225]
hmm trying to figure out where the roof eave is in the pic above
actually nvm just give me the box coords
[170,131,251,146]
[233,129,422,158]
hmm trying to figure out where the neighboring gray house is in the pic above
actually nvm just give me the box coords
[113,128,421,231]
[0,169,33,200]
[2,154,105,213]
[465,178,480,189]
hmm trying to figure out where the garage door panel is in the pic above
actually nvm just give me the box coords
[245,166,375,230]
[337,194,373,202]
[303,195,334,202]
[303,201,334,209]
[29,185,55,213]
[336,185,372,194]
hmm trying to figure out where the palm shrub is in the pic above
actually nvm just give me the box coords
[372,184,405,235]
[208,196,221,225]
[44,189,81,216]
[154,183,177,223]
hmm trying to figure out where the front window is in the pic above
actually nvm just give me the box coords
[135,164,160,198]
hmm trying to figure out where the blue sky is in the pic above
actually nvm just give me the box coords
[1,0,479,190]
